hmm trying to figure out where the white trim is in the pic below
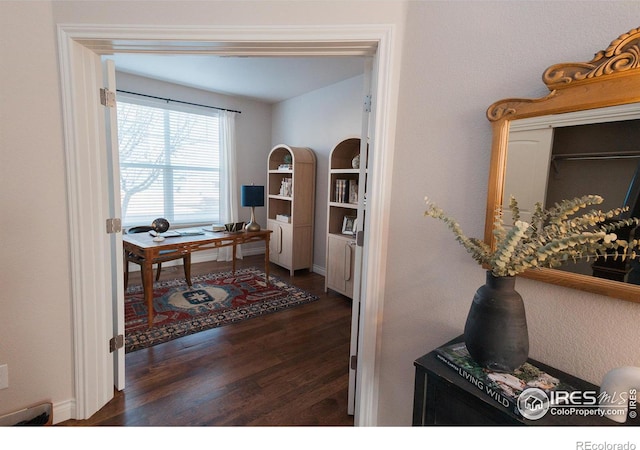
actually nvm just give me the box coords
[58,23,381,56]
[58,23,396,425]
[510,103,640,131]
[57,29,116,419]
[353,29,395,427]
[52,400,75,425]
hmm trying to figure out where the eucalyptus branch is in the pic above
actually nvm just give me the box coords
[424,198,491,265]
[424,195,640,277]
[508,196,521,225]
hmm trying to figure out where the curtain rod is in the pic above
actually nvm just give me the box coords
[116,89,241,114]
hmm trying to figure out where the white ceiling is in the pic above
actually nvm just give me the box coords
[109,53,368,103]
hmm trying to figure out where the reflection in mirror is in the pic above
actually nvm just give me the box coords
[485,27,640,302]
[549,120,640,284]
[504,107,640,285]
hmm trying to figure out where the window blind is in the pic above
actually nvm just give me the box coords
[117,93,221,227]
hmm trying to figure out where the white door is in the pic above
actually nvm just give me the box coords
[503,128,554,223]
[347,58,373,415]
[104,59,126,390]
[59,38,119,418]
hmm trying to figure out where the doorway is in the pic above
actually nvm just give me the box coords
[57,24,395,426]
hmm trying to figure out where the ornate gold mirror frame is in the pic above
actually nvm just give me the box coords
[485,27,640,303]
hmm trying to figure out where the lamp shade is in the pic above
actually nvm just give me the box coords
[241,185,264,207]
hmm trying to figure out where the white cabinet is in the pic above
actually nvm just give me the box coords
[267,220,293,269]
[267,144,316,275]
[326,233,355,297]
[325,137,365,298]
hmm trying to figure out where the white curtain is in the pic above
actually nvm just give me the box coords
[217,110,243,261]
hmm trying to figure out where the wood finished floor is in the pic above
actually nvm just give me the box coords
[60,255,354,426]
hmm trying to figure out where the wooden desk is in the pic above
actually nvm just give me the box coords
[123,229,272,327]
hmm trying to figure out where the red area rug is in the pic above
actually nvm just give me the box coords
[125,267,318,352]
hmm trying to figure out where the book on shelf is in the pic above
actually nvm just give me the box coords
[276,214,291,223]
[434,341,576,415]
[277,163,292,171]
[279,178,292,197]
[334,179,348,203]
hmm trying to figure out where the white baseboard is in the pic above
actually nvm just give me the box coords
[52,399,74,424]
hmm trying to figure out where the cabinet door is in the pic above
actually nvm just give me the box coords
[267,220,281,264]
[279,223,293,268]
[327,234,355,297]
[267,220,293,270]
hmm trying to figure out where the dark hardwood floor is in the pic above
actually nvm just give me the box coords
[60,255,355,426]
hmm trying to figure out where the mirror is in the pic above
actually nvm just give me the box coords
[485,27,640,303]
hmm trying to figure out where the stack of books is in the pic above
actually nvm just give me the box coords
[335,179,358,204]
[279,178,292,197]
[335,179,348,203]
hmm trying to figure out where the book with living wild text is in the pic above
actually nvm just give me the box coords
[435,341,575,414]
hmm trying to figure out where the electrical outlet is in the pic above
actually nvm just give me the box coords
[0,364,8,389]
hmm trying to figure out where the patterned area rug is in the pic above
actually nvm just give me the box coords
[125,267,319,352]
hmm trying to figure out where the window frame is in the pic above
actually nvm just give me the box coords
[116,92,222,228]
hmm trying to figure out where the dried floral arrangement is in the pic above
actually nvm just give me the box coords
[424,195,640,277]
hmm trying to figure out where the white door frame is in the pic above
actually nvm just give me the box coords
[57,24,397,425]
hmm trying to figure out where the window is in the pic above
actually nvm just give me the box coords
[117,94,221,227]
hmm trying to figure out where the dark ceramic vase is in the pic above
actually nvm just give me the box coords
[463,271,529,372]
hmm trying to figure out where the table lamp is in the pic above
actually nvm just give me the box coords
[241,184,265,232]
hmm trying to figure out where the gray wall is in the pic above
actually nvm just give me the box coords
[382,0,640,425]
[272,74,365,272]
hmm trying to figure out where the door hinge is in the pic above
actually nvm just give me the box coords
[356,230,365,247]
[350,355,358,370]
[109,334,124,353]
[100,88,116,107]
[106,218,122,234]
[363,94,372,113]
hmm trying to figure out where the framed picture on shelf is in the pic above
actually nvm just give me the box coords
[348,179,358,204]
[342,215,356,235]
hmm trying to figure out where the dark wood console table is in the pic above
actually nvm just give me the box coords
[413,336,637,426]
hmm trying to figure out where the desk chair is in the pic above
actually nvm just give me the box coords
[124,226,192,289]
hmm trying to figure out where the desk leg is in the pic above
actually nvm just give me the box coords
[142,259,154,327]
[183,253,192,287]
[264,233,270,285]
[232,242,237,275]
